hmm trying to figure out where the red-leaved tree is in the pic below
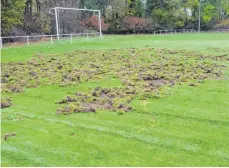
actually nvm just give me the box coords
[120,16,153,33]
[80,15,108,32]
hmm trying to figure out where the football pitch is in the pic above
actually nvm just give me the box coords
[1,33,229,166]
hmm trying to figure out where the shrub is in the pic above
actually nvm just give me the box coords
[80,15,109,32]
[120,16,154,34]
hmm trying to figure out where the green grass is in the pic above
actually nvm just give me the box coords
[1,33,229,166]
[1,33,229,62]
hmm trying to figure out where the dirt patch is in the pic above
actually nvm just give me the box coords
[1,98,12,108]
[188,83,199,87]
[4,132,16,141]
[56,87,133,115]
[1,48,228,115]
[148,79,166,87]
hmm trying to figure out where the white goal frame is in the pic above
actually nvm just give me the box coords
[49,7,103,39]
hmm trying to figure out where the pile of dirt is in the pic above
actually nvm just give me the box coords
[0,98,12,109]
[4,132,16,141]
[56,87,133,114]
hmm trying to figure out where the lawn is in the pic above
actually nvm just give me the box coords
[1,33,229,166]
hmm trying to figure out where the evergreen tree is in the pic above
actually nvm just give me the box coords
[1,0,26,36]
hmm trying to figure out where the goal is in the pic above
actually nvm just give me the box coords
[49,7,103,40]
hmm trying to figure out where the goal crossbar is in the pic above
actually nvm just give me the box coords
[49,7,103,40]
[50,7,100,12]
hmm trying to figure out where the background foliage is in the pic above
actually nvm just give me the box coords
[1,0,229,36]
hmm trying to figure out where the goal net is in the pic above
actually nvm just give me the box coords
[50,7,103,40]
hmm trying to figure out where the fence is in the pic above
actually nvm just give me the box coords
[0,33,100,48]
[216,28,229,33]
[153,29,197,35]
[1,29,229,48]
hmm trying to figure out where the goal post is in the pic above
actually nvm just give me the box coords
[49,7,103,40]
[54,7,59,39]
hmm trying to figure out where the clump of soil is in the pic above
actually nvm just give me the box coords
[56,87,133,115]
[188,83,199,87]
[1,98,12,108]
[9,85,24,93]
[4,132,16,141]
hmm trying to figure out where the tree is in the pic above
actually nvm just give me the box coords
[1,0,228,35]
[1,0,26,36]
[149,0,186,29]
[120,16,154,33]
[79,0,108,15]
[105,0,126,32]
[126,0,144,17]
[202,3,215,24]
[80,15,108,32]
[221,0,229,19]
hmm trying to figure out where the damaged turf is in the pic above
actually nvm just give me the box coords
[1,48,228,114]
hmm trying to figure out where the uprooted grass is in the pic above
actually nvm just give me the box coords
[1,48,228,114]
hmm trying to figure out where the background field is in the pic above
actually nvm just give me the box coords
[2,33,229,62]
[1,33,229,166]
